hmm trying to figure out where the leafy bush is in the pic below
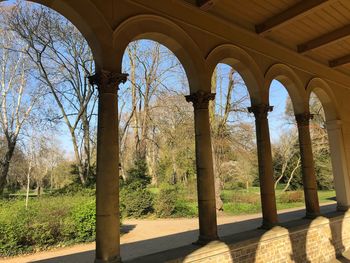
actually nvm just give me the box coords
[50,183,95,197]
[120,157,154,218]
[231,191,260,204]
[154,184,177,217]
[278,190,304,203]
[154,184,196,218]
[173,200,197,217]
[123,158,151,187]
[120,181,154,218]
[0,195,96,257]
[64,200,96,242]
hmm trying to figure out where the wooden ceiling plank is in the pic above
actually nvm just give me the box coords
[298,24,350,53]
[255,0,329,35]
[329,54,350,67]
[196,0,219,11]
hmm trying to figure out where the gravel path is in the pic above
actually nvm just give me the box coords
[0,202,337,263]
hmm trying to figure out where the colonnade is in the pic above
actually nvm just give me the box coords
[90,67,325,262]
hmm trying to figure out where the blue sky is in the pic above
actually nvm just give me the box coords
[0,0,291,156]
[269,80,291,143]
[215,63,290,144]
[57,47,291,156]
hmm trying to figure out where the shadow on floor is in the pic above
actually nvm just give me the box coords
[32,204,339,263]
[327,196,337,201]
[121,224,136,234]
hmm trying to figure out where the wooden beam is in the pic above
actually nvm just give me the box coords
[329,54,350,68]
[298,25,350,53]
[196,0,218,11]
[256,0,329,35]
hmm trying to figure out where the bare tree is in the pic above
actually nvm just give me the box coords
[120,40,185,180]
[273,132,299,189]
[210,65,254,210]
[0,21,42,194]
[7,3,96,185]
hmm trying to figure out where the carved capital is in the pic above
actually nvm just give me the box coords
[88,70,128,94]
[185,91,215,109]
[295,113,314,126]
[248,104,273,119]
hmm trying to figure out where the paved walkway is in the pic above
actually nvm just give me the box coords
[330,249,350,262]
[0,202,340,263]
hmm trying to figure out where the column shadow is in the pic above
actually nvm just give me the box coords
[31,204,348,263]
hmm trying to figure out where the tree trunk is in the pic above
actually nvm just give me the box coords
[283,157,301,192]
[0,141,16,195]
[82,109,91,180]
[70,129,86,185]
[25,159,33,209]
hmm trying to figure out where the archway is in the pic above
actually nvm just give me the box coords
[206,44,277,227]
[113,15,207,92]
[266,64,321,219]
[307,78,350,211]
[269,80,305,209]
[0,0,99,256]
[119,39,198,221]
[208,62,258,215]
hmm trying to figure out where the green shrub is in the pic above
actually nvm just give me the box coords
[120,181,154,218]
[231,191,260,204]
[179,180,197,202]
[65,200,96,242]
[154,184,197,218]
[278,190,304,203]
[0,195,96,257]
[173,200,197,217]
[120,157,154,218]
[124,158,151,187]
[154,184,177,217]
[50,183,95,196]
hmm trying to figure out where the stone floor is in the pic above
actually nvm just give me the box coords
[0,202,341,263]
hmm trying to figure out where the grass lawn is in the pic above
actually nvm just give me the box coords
[150,186,336,216]
[221,188,336,215]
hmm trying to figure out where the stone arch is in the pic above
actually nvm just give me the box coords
[265,63,307,114]
[1,0,114,68]
[306,78,340,121]
[113,15,207,92]
[206,44,265,105]
[307,78,350,210]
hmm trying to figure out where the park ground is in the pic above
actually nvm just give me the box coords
[1,198,346,263]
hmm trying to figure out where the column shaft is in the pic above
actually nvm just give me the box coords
[249,105,278,228]
[326,120,350,211]
[186,91,218,244]
[90,71,128,263]
[296,113,320,218]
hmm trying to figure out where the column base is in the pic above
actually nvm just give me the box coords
[258,220,279,230]
[303,212,321,219]
[337,204,350,212]
[192,235,219,246]
[95,256,122,263]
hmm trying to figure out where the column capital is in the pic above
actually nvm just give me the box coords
[248,104,273,119]
[185,91,215,109]
[295,113,314,126]
[88,70,128,94]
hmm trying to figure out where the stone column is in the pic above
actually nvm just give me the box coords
[248,104,278,228]
[295,113,320,218]
[186,91,218,244]
[89,70,128,263]
[326,120,350,211]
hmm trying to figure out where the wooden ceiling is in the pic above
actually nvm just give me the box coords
[184,0,350,76]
